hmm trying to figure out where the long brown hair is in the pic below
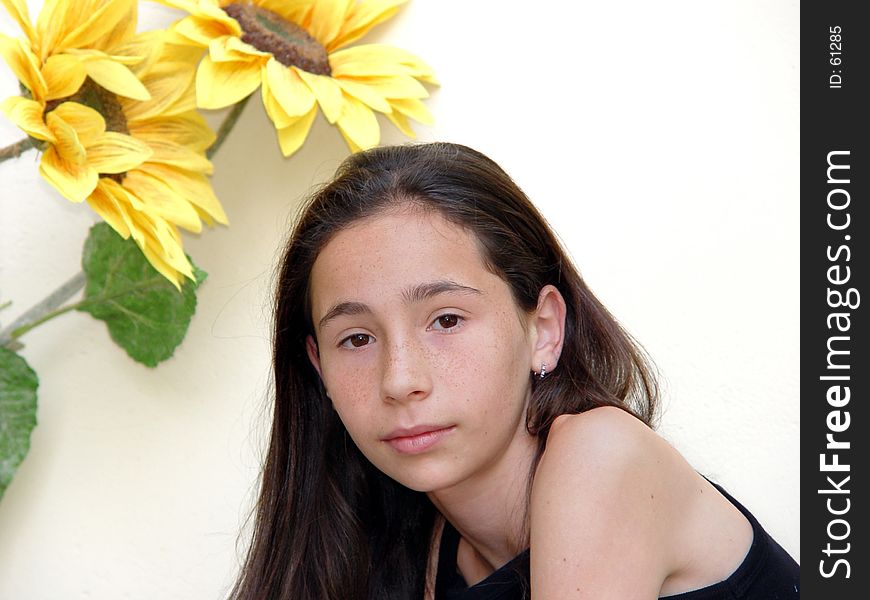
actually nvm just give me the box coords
[230,143,658,599]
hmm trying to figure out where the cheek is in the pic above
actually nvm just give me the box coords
[489,319,533,410]
[454,318,531,407]
[484,312,530,374]
[321,360,378,427]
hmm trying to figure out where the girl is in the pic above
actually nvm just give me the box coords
[230,143,799,599]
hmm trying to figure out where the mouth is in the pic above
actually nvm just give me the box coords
[381,425,455,454]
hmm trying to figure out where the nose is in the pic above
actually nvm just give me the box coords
[381,335,433,403]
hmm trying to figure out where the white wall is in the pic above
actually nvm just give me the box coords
[0,1,799,598]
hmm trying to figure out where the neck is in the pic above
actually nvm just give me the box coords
[427,423,538,571]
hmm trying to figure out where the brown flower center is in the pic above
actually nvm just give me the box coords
[45,78,130,135]
[224,3,332,75]
[45,78,131,182]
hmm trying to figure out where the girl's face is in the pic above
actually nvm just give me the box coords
[306,208,540,494]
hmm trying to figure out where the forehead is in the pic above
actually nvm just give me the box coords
[309,209,496,315]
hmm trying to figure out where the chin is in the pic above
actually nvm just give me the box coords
[383,466,464,494]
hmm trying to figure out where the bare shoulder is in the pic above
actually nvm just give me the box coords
[546,406,656,454]
[533,406,704,547]
[530,407,753,598]
[539,406,674,483]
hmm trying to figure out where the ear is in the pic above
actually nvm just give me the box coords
[306,334,323,378]
[529,285,567,374]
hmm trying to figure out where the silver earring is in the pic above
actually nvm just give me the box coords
[539,363,547,379]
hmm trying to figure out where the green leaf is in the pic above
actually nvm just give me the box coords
[78,223,207,368]
[0,347,38,501]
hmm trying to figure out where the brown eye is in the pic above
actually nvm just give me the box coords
[342,334,372,348]
[433,314,462,330]
[438,315,458,329]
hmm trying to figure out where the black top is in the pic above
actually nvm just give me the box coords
[434,483,799,600]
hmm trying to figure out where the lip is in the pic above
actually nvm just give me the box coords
[382,425,455,454]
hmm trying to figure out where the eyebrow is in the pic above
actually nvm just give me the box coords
[317,280,483,331]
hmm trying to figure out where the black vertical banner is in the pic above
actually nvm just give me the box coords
[802,3,868,598]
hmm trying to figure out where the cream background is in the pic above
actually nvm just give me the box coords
[0,1,799,598]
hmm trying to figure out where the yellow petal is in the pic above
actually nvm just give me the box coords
[328,0,407,51]
[335,94,379,151]
[209,35,269,63]
[101,177,145,243]
[0,33,47,101]
[154,38,204,65]
[265,58,316,117]
[276,106,317,157]
[307,0,352,47]
[148,219,191,270]
[159,0,199,14]
[345,73,428,99]
[336,128,360,154]
[140,241,190,289]
[1,0,37,47]
[42,54,87,100]
[45,107,88,160]
[259,0,312,25]
[87,132,153,174]
[39,145,98,203]
[0,96,54,141]
[142,139,213,174]
[192,0,246,25]
[112,30,166,76]
[127,209,193,286]
[162,28,195,47]
[159,76,197,117]
[122,61,195,122]
[50,101,106,146]
[128,112,215,152]
[336,78,390,113]
[388,97,433,125]
[91,0,139,53]
[393,49,438,85]
[384,110,414,138]
[63,47,142,66]
[260,70,293,129]
[60,0,137,52]
[195,55,262,109]
[156,0,208,15]
[87,180,132,238]
[330,45,411,78]
[330,43,436,83]
[172,15,241,47]
[35,0,77,61]
[144,253,186,288]
[82,57,151,101]
[296,68,343,123]
[139,162,227,225]
[121,169,203,233]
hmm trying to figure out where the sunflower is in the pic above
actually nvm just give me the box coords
[160,0,437,156]
[0,0,150,104]
[1,0,227,287]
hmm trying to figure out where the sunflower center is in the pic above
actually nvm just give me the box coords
[45,78,130,136]
[45,78,131,182]
[224,3,332,75]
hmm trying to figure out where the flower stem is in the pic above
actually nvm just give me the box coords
[0,272,86,348]
[207,94,253,159]
[0,138,33,164]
